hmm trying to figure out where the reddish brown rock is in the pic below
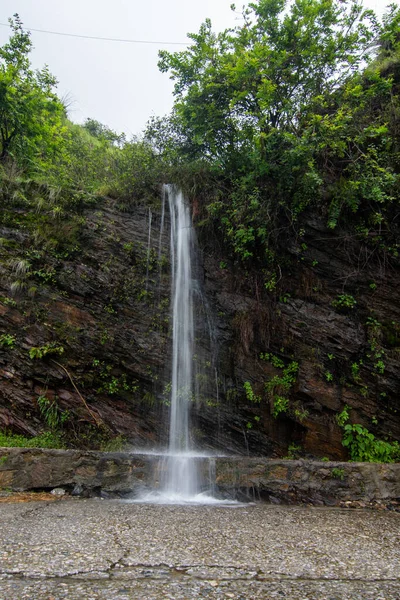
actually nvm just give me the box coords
[0,202,399,458]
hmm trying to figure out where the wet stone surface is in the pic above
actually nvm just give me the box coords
[0,499,399,599]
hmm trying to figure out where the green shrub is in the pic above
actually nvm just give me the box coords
[337,406,400,463]
[264,358,299,418]
[243,381,261,404]
[0,334,16,348]
[29,343,64,359]
[37,395,70,430]
[342,423,400,463]
[272,396,289,418]
[331,294,357,310]
[0,430,65,449]
[331,467,345,480]
[285,443,302,459]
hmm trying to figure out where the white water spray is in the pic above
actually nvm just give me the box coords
[161,185,199,498]
[145,208,152,291]
[167,186,193,453]
[129,186,238,505]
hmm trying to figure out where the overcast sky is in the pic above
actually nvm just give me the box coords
[0,0,393,138]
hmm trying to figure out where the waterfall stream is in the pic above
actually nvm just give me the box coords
[130,186,236,504]
[145,208,152,291]
[167,185,193,454]
[160,185,200,500]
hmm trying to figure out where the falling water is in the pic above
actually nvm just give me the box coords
[167,186,193,453]
[156,188,166,299]
[161,184,199,499]
[145,208,152,291]
[129,186,238,505]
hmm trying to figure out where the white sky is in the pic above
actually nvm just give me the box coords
[0,0,394,138]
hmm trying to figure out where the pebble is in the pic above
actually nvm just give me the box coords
[50,488,66,496]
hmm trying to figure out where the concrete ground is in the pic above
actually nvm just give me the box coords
[0,498,399,599]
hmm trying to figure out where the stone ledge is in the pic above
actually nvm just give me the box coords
[0,447,399,504]
[215,457,400,505]
[0,447,149,494]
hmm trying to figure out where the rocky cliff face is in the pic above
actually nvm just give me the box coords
[0,201,172,447]
[0,196,399,458]
[199,211,400,458]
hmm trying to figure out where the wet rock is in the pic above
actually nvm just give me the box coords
[1,448,400,507]
[0,201,399,458]
[71,484,83,497]
[269,495,281,505]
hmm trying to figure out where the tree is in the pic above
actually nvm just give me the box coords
[154,1,400,265]
[82,118,126,147]
[158,0,378,165]
[0,14,65,167]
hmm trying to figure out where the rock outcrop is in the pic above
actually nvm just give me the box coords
[1,448,399,506]
[0,197,399,458]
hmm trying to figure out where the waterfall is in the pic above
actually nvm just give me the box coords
[129,186,238,505]
[161,184,198,498]
[156,187,166,299]
[145,208,152,291]
[167,185,193,453]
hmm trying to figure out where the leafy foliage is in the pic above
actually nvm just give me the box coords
[271,395,289,418]
[0,14,165,216]
[0,333,15,348]
[337,406,400,462]
[331,467,345,480]
[342,423,400,462]
[0,430,65,449]
[92,359,139,396]
[29,343,64,360]
[0,15,65,167]
[37,395,70,430]
[243,381,261,403]
[264,357,299,418]
[331,294,357,310]
[159,1,377,159]
[150,0,400,273]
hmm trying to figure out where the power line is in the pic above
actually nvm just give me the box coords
[0,22,188,46]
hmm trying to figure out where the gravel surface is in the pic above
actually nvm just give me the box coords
[0,498,399,599]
